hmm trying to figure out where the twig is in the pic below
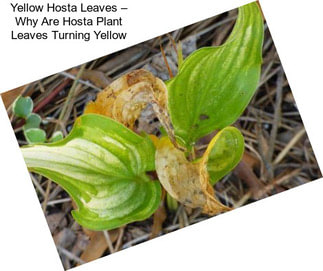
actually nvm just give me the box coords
[42,180,52,212]
[167,33,178,54]
[57,246,85,265]
[33,79,71,113]
[47,198,71,206]
[103,230,115,253]
[266,69,284,177]
[172,204,184,225]
[178,207,189,228]
[233,191,252,208]
[160,40,174,78]
[274,128,306,165]
[258,169,301,198]
[122,233,150,249]
[59,71,102,92]
[14,80,69,130]
[30,174,45,197]
[114,226,126,251]
[48,184,63,201]
[56,64,86,131]
[122,217,207,249]
[258,66,281,88]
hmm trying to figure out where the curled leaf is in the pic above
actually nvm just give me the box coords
[21,114,161,231]
[167,2,264,147]
[84,69,167,129]
[156,127,243,214]
[205,127,244,185]
[155,137,231,215]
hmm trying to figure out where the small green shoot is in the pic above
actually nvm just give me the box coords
[49,131,64,143]
[24,113,42,130]
[24,128,47,144]
[12,95,64,144]
[12,96,33,118]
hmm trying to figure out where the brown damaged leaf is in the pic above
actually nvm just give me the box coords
[155,137,231,215]
[84,69,167,129]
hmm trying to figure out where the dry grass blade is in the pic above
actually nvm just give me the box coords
[57,246,85,265]
[42,180,52,212]
[160,39,174,78]
[274,128,306,165]
[267,70,284,165]
[69,69,110,89]
[56,63,86,130]
[114,226,126,252]
[258,168,302,198]
[103,230,115,254]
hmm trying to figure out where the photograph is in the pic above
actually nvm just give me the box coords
[1,2,321,269]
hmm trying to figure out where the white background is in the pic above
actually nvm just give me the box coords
[0,0,323,270]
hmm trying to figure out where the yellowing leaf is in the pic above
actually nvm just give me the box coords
[155,137,231,215]
[84,69,167,129]
[204,127,244,185]
[155,127,244,215]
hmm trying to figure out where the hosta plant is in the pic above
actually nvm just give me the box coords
[21,2,263,231]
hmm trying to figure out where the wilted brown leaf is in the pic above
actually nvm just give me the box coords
[155,137,231,215]
[84,69,167,129]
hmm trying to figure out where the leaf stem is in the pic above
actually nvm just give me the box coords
[188,148,196,162]
[150,100,186,152]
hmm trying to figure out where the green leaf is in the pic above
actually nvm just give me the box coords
[205,127,244,185]
[12,95,33,118]
[23,113,42,130]
[21,114,161,231]
[167,2,264,147]
[24,128,46,144]
[49,131,64,142]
